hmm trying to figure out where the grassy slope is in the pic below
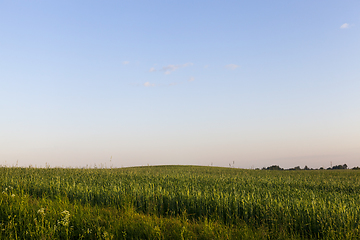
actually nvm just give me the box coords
[1,165,360,239]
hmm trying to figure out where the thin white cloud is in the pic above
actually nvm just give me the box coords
[144,82,155,87]
[162,65,178,74]
[188,77,195,82]
[182,62,193,67]
[204,65,209,69]
[340,23,350,29]
[122,61,130,65]
[225,64,239,70]
[161,62,193,74]
[149,67,156,72]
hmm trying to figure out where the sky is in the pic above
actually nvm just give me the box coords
[1,0,359,169]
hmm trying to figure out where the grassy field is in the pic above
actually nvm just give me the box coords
[1,165,360,239]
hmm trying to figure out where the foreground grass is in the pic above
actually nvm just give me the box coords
[1,166,360,239]
[0,193,277,240]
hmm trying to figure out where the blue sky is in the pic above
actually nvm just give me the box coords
[1,0,359,168]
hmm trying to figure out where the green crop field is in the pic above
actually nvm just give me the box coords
[1,165,360,239]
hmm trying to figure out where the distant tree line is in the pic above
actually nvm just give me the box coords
[260,164,360,171]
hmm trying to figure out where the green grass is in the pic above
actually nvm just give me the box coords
[1,165,360,239]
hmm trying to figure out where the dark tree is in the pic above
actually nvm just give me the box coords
[265,165,283,170]
[289,166,301,171]
[328,164,348,170]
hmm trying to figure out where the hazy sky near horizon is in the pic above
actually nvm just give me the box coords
[1,0,359,169]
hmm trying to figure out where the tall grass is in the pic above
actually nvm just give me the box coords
[1,165,360,239]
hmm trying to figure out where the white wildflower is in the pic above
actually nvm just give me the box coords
[37,208,45,215]
[58,210,71,227]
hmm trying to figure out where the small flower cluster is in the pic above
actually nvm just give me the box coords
[37,208,46,216]
[2,186,15,197]
[57,210,71,227]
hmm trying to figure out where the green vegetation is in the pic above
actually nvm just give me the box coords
[1,165,360,239]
